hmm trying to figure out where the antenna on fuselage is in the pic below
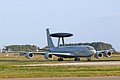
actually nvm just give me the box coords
[50,32,73,47]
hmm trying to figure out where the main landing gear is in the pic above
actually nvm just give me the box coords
[74,57,91,61]
[87,57,91,61]
[74,57,80,61]
[57,57,91,61]
[58,57,63,61]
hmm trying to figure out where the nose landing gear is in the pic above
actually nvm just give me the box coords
[58,57,63,61]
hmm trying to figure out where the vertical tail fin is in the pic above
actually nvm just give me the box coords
[46,29,55,48]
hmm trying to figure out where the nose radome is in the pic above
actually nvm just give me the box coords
[92,50,96,54]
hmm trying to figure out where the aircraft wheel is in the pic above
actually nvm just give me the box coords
[58,57,63,61]
[74,57,80,61]
[87,57,91,61]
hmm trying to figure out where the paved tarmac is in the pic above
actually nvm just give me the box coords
[1,76,120,80]
[18,61,120,66]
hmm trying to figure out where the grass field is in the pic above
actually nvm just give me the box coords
[0,53,119,78]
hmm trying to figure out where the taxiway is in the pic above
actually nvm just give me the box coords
[1,76,120,80]
[18,61,120,66]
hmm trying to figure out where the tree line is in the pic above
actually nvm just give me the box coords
[61,42,114,51]
[4,45,39,52]
[3,42,114,52]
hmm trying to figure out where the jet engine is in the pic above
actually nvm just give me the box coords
[25,52,34,59]
[94,52,103,59]
[103,50,112,57]
[44,53,52,60]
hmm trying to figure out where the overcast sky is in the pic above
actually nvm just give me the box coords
[0,0,120,51]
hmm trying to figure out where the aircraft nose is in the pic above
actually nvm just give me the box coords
[90,49,96,54]
[92,50,96,54]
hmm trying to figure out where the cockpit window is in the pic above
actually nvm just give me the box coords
[87,47,94,50]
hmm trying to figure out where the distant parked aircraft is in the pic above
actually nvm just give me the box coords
[24,29,113,61]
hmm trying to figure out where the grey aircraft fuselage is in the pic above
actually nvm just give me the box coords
[48,45,96,58]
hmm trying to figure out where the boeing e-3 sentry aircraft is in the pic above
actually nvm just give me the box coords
[24,29,113,61]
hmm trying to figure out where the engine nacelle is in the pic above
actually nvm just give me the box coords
[25,52,34,59]
[44,53,52,60]
[103,51,112,57]
[94,52,103,59]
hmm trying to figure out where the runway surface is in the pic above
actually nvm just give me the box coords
[18,61,120,66]
[1,76,120,80]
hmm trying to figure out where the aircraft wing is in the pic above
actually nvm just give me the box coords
[26,52,72,56]
[97,49,114,53]
[33,52,47,55]
[24,51,46,55]
[51,52,72,56]
[24,51,72,59]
